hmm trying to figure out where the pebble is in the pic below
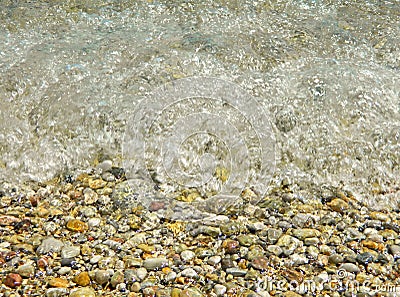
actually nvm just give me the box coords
[58,267,72,275]
[143,257,168,270]
[226,267,247,276]
[4,273,22,288]
[339,263,360,273]
[181,250,196,262]
[110,270,124,287]
[181,268,199,279]
[389,245,400,259]
[207,255,221,266]
[267,228,282,244]
[61,245,80,259]
[214,284,227,296]
[356,252,374,265]
[84,188,99,205]
[46,288,69,297]
[251,256,269,270]
[69,287,96,297]
[73,271,91,286]
[67,219,88,232]
[48,277,69,288]
[292,228,321,240]
[327,198,349,213]
[16,263,35,278]
[37,237,64,254]
[95,269,111,285]
[136,267,148,280]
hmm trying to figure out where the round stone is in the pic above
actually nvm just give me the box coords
[66,219,88,232]
[181,250,196,262]
[214,284,227,296]
[95,269,111,285]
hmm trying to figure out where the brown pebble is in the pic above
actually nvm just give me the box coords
[251,256,269,270]
[222,239,240,254]
[48,277,69,288]
[5,273,23,288]
[149,201,166,211]
[0,215,21,226]
[67,219,88,232]
[73,271,91,286]
[327,198,349,213]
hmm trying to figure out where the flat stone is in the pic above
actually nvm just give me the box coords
[339,263,360,273]
[292,228,321,240]
[37,237,64,254]
[181,268,199,279]
[61,246,80,259]
[226,268,248,277]
[48,277,69,288]
[16,264,35,278]
[267,245,283,256]
[46,288,69,297]
[237,234,258,246]
[143,257,168,271]
[207,255,221,266]
[69,287,96,297]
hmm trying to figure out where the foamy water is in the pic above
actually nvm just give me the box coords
[0,0,399,210]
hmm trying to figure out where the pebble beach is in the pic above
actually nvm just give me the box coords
[1,161,400,296]
[1,0,400,296]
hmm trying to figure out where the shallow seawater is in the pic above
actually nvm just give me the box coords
[0,0,399,211]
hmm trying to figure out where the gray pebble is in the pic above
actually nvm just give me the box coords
[46,288,68,297]
[95,269,111,285]
[207,255,222,266]
[266,245,282,256]
[16,264,35,277]
[165,271,177,282]
[143,257,168,270]
[339,263,360,273]
[181,268,199,279]
[61,246,80,259]
[226,267,248,277]
[136,267,148,280]
[181,250,196,262]
[267,228,282,244]
[57,267,71,275]
[214,284,227,296]
[37,237,64,254]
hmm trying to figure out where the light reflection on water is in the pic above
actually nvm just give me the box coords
[0,0,399,209]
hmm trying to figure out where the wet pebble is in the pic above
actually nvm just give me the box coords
[66,219,88,232]
[37,237,64,254]
[95,269,111,285]
[181,250,196,262]
[214,284,227,296]
[181,268,199,279]
[46,288,69,297]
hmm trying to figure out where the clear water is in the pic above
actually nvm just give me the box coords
[0,0,399,210]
